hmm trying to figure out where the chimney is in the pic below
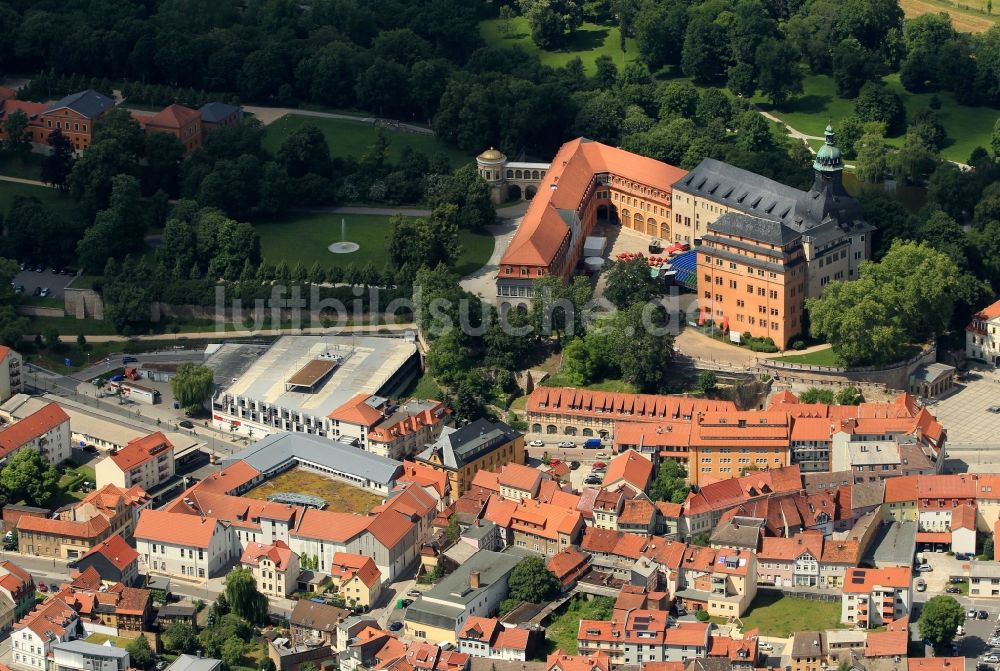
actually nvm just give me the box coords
[470,570,481,589]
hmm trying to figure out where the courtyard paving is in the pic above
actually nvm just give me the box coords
[924,364,1000,448]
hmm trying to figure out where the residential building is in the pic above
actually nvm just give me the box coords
[789,633,825,671]
[547,547,590,590]
[756,532,823,587]
[416,419,525,495]
[328,394,450,459]
[493,138,687,306]
[969,562,1000,598]
[681,465,803,539]
[593,491,625,531]
[680,126,872,346]
[73,535,140,586]
[134,509,238,580]
[673,546,757,617]
[10,597,80,671]
[865,616,910,660]
[458,617,533,661]
[0,561,33,632]
[404,550,523,643]
[916,474,977,535]
[240,540,300,599]
[289,599,351,648]
[51,640,130,671]
[951,503,977,556]
[142,104,202,153]
[967,297,1000,365]
[602,451,653,494]
[0,90,115,153]
[690,410,791,483]
[0,401,72,465]
[16,515,112,560]
[908,660,964,671]
[546,651,611,671]
[0,346,23,403]
[841,567,912,628]
[57,581,151,634]
[508,500,584,556]
[498,464,546,502]
[577,611,709,666]
[95,432,175,492]
[329,553,381,608]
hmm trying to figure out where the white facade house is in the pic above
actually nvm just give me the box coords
[841,567,912,628]
[967,299,1000,365]
[11,597,81,671]
[52,640,130,671]
[0,346,23,403]
[134,510,237,580]
[95,432,175,492]
[0,401,72,466]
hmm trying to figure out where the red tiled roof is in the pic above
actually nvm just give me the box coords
[527,387,735,423]
[145,103,200,129]
[614,422,692,448]
[603,451,653,491]
[908,659,964,671]
[399,461,450,499]
[369,401,450,444]
[17,514,109,540]
[109,432,173,471]
[496,627,531,651]
[331,552,381,588]
[500,138,686,268]
[509,500,583,541]
[547,652,611,671]
[295,509,370,543]
[367,484,436,549]
[328,393,384,425]
[498,463,544,493]
[842,566,912,592]
[459,616,502,643]
[757,531,823,562]
[884,475,918,503]
[241,540,295,571]
[952,503,976,531]
[0,402,69,457]
[548,547,589,586]
[13,596,77,638]
[972,298,1000,321]
[917,474,977,500]
[80,534,138,571]
[134,509,221,548]
[866,617,909,657]
[470,470,500,493]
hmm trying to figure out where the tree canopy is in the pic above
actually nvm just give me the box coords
[224,567,269,626]
[507,556,562,604]
[170,363,216,412]
[918,595,964,652]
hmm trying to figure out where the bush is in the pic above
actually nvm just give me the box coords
[696,609,710,622]
[792,340,805,350]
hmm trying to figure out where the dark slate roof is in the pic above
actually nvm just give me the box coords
[198,102,241,123]
[45,90,114,118]
[707,212,801,247]
[417,419,521,470]
[672,158,803,225]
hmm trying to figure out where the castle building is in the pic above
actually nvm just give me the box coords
[687,126,873,348]
[489,138,687,307]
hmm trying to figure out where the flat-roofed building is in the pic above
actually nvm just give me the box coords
[51,640,130,671]
[212,335,420,440]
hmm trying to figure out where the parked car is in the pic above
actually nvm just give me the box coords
[915,578,926,592]
[952,576,967,583]
[407,590,421,597]
[584,438,602,449]
[984,655,1000,665]
[970,608,980,618]
[558,441,574,448]
[758,643,773,652]
[528,440,544,447]
[179,420,194,429]
[49,583,58,592]
[13,285,23,294]
[584,476,601,485]
[592,461,607,469]
[947,586,961,594]
[956,553,974,561]
[596,452,608,459]
[37,583,47,592]
[83,445,98,454]
[402,599,413,607]
[980,610,991,620]
[569,461,581,470]
[989,406,1000,413]
[39,287,50,297]
[915,564,933,572]
[32,286,41,296]
[122,356,138,364]
[388,622,403,631]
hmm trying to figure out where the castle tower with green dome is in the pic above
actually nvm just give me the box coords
[797,122,863,230]
[813,124,843,173]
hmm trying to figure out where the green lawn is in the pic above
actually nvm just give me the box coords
[85,633,133,648]
[772,347,842,367]
[480,17,638,76]
[739,594,847,637]
[254,212,495,277]
[27,315,118,336]
[754,73,1000,164]
[262,115,470,168]
[0,181,79,221]
[22,295,65,310]
[545,595,615,654]
[0,152,43,180]
[397,368,444,402]
[541,372,637,393]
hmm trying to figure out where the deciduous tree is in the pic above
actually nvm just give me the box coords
[224,567,268,625]
[918,595,964,652]
[507,556,561,603]
[170,363,215,412]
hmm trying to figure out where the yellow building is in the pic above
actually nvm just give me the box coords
[883,476,919,524]
[330,552,382,609]
[415,419,524,495]
[240,541,299,599]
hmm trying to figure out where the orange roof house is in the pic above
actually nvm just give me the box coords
[330,552,381,589]
[241,540,296,571]
[602,450,653,493]
[0,401,69,461]
[144,103,203,152]
[547,651,612,671]
[134,509,224,549]
[108,432,173,472]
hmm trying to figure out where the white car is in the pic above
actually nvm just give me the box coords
[558,441,574,448]
[970,608,980,618]
[528,440,544,447]
[915,564,933,572]
[984,656,1000,664]
[758,643,773,652]
[596,452,608,459]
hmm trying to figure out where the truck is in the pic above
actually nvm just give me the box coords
[584,438,602,449]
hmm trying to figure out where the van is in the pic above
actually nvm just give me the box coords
[584,438,602,449]
[957,625,965,637]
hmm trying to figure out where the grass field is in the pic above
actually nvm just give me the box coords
[0,181,79,221]
[398,368,444,402]
[480,17,638,76]
[245,467,383,513]
[772,347,842,367]
[545,595,615,654]
[262,115,470,168]
[0,152,43,180]
[254,212,495,277]
[900,0,999,32]
[739,594,846,637]
[755,73,1000,164]
[85,633,133,648]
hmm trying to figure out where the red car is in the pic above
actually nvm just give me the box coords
[37,583,48,592]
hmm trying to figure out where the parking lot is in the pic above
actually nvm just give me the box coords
[13,267,75,298]
[917,551,971,596]
[955,602,1000,670]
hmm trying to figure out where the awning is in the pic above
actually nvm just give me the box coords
[722,315,730,332]
[915,531,951,543]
